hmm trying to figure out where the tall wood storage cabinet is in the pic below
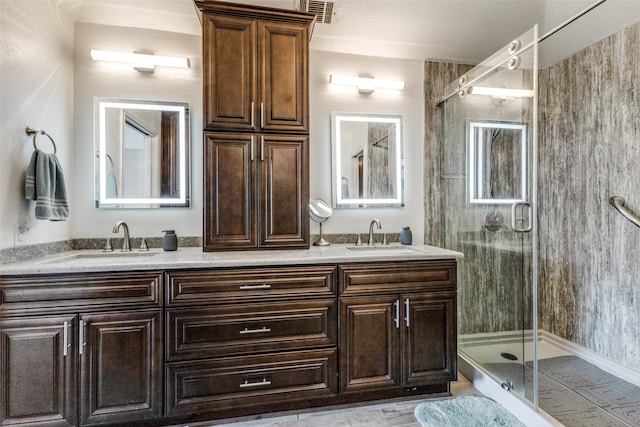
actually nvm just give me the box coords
[197,0,314,251]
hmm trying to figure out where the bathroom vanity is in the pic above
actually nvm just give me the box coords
[0,245,460,426]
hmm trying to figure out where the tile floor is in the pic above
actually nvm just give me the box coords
[190,376,481,427]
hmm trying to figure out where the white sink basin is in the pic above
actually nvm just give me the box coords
[40,251,158,264]
[347,245,411,251]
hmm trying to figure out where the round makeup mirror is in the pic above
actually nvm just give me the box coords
[309,197,333,246]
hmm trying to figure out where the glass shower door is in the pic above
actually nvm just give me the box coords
[440,26,538,405]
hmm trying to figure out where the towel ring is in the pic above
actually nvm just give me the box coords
[26,126,57,154]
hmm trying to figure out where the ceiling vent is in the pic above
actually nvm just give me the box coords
[300,0,334,24]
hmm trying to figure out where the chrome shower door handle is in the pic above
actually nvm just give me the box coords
[511,201,533,232]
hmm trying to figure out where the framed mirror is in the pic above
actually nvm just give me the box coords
[467,120,527,204]
[95,98,190,208]
[331,112,404,208]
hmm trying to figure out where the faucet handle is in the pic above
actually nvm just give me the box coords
[103,238,113,252]
[382,233,389,245]
[139,238,149,251]
[355,234,362,246]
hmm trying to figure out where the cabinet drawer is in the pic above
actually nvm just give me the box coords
[339,261,456,296]
[0,272,162,316]
[166,265,336,306]
[166,299,336,360]
[165,348,337,417]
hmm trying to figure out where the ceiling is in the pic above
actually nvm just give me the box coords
[58,0,640,66]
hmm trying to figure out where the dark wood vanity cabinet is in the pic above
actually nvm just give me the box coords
[0,272,163,426]
[339,261,458,394]
[203,132,309,250]
[0,258,457,426]
[198,1,313,251]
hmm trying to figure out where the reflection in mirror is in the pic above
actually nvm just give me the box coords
[331,112,403,208]
[95,99,189,208]
[467,120,527,204]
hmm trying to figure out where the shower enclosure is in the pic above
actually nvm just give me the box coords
[439,26,540,406]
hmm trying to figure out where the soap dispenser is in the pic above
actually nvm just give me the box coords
[400,226,412,245]
[162,230,178,251]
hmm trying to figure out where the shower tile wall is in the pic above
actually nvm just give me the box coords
[538,21,640,369]
[423,60,472,248]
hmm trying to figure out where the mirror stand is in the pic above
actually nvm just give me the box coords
[314,222,330,246]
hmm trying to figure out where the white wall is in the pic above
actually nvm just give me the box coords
[1,14,426,248]
[309,50,425,243]
[0,0,74,250]
[71,23,202,241]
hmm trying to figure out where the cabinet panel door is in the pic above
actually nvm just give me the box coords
[203,14,257,131]
[339,295,400,392]
[204,133,257,250]
[259,134,309,248]
[258,20,308,132]
[0,316,76,427]
[402,292,457,387]
[80,311,162,425]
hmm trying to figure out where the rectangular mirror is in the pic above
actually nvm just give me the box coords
[95,98,190,208]
[331,112,404,208]
[467,120,527,204]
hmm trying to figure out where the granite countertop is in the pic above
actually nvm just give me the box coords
[0,244,463,275]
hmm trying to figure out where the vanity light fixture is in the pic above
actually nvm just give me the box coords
[468,86,534,98]
[329,74,405,94]
[90,49,191,73]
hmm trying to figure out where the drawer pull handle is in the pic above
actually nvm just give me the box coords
[239,326,271,335]
[239,284,271,290]
[240,378,271,388]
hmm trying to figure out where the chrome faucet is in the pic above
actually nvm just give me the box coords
[368,219,382,245]
[112,221,131,251]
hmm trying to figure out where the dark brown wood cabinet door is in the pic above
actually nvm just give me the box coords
[79,311,162,425]
[259,134,309,248]
[258,20,309,133]
[203,14,257,131]
[0,316,76,427]
[204,133,257,250]
[339,295,400,393]
[402,292,457,387]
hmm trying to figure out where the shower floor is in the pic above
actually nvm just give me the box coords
[460,333,640,426]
